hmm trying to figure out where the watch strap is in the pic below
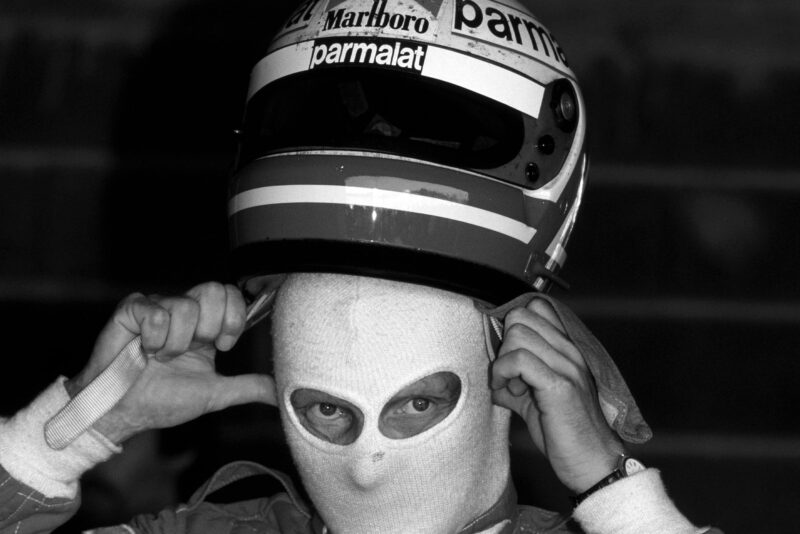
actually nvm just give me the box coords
[572,468,625,506]
[572,454,644,506]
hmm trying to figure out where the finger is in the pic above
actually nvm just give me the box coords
[186,282,227,345]
[492,385,537,411]
[527,299,567,334]
[153,296,200,359]
[209,374,278,410]
[491,348,570,398]
[105,294,171,356]
[80,294,169,384]
[135,299,171,355]
[508,377,529,396]
[500,322,583,382]
[491,387,544,445]
[504,307,583,369]
[216,284,247,352]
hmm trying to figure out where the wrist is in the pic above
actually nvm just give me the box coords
[0,378,121,498]
[569,452,621,494]
[572,454,645,506]
[64,378,81,399]
[573,468,701,534]
[92,407,142,444]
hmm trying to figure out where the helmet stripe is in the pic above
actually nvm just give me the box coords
[421,45,544,118]
[248,41,315,100]
[248,39,545,118]
[229,184,536,244]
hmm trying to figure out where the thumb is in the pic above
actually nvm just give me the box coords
[210,374,278,410]
[492,388,545,451]
[491,387,528,416]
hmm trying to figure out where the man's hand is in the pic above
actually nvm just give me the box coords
[490,299,625,494]
[65,282,277,444]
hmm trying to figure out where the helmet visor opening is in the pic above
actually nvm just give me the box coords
[239,67,524,172]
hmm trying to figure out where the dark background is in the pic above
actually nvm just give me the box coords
[1,0,799,531]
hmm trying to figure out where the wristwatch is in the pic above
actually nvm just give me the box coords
[572,455,646,506]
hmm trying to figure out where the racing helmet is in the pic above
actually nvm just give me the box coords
[229,0,588,305]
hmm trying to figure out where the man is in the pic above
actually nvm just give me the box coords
[0,0,723,532]
[0,277,720,533]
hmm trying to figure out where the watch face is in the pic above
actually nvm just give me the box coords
[623,457,646,476]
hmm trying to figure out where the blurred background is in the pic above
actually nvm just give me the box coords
[1,0,799,531]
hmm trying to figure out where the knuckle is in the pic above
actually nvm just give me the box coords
[549,375,577,395]
[504,308,528,326]
[125,291,146,302]
[118,292,145,310]
[527,299,551,317]
[200,281,226,302]
[560,360,584,383]
[224,283,242,298]
[504,322,528,341]
[507,349,530,367]
[223,310,246,333]
[173,298,201,320]
[149,307,169,327]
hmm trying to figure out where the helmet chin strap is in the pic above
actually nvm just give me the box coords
[482,314,504,362]
[43,283,279,451]
[530,261,571,293]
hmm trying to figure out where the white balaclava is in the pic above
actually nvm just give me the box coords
[272,273,511,534]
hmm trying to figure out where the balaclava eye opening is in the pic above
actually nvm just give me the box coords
[272,273,511,534]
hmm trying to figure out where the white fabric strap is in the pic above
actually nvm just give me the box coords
[44,288,276,450]
[45,338,146,450]
[0,378,120,498]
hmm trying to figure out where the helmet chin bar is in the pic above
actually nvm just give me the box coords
[230,240,547,306]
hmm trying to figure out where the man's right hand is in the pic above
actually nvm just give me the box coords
[65,282,277,444]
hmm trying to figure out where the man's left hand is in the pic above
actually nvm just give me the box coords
[490,298,625,494]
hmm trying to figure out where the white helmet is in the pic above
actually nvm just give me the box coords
[229,0,588,304]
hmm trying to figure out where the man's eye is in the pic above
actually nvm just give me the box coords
[399,398,431,414]
[379,372,460,439]
[290,389,364,445]
[412,398,430,412]
[313,402,345,420]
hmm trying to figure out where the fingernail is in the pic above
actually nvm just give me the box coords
[217,334,236,352]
